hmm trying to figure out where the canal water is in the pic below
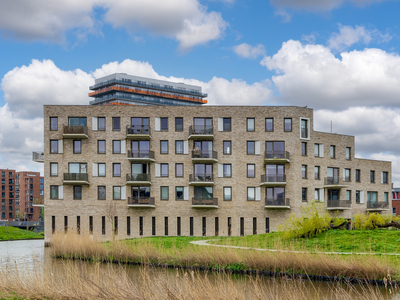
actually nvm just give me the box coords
[0,240,398,299]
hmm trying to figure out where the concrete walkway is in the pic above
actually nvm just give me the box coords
[190,239,400,256]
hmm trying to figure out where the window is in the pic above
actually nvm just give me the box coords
[356,169,361,182]
[98,163,106,177]
[302,142,307,156]
[160,186,169,200]
[300,118,309,139]
[127,216,131,236]
[161,164,169,177]
[346,190,351,201]
[50,140,58,153]
[356,191,360,203]
[314,144,323,157]
[131,117,149,134]
[265,141,285,158]
[344,169,351,182]
[346,147,351,160]
[64,216,68,233]
[139,217,143,236]
[223,187,232,201]
[50,117,58,130]
[223,141,231,155]
[190,217,194,236]
[215,217,219,236]
[113,163,121,177]
[302,188,307,202]
[68,163,87,174]
[247,118,255,131]
[88,216,93,234]
[265,118,273,132]
[175,163,184,177]
[98,117,105,131]
[315,166,320,180]
[367,191,377,202]
[223,118,231,131]
[382,172,388,184]
[384,192,388,202]
[73,140,81,154]
[175,140,183,154]
[302,165,307,179]
[69,117,87,126]
[98,186,106,200]
[50,186,59,199]
[50,163,58,176]
[223,164,232,177]
[98,140,106,154]
[176,187,184,200]
[160,117,168,131]
[247,164,255,178]
[160,140,168,154]
[330,145,336,159]
[175,117,183,131]
[240,217,244,236]
[228,217,232,236]
[393,207,397,215]
[113,140,121,154]
[165,217,168,236]
[73,186,82,200]
[284,118,292,132]
[247,187,255,201]
[315,189,320,201]
[370,171,375,183]
[202,217,206,236]
[177,217,181,236]
[253,218,257,235]
[112,117,120,131]
[102,216,105,235]
[247,141,255,155]
[113,186,121,200]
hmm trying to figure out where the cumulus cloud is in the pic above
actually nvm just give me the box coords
[0,0,227,50]
[261,40,400,110]
[270,0,391,12]
[233,43,266,59]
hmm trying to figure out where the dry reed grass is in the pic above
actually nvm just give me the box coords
[50,232,398,280]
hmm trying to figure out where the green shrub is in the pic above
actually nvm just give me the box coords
[353,213,400,230]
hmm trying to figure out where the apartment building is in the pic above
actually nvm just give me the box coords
[392,188,400,215]
[38,104,392,243]
[1,169,16,221]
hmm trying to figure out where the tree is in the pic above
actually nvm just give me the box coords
[353,213,400,230]
[106,202,117,241]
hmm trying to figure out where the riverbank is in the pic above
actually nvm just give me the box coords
[0,226,44,241]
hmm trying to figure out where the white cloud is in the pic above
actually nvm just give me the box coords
[275,9,292,23]
[328,25,392,51]
[261,40,400,110]
[233,43,266,59]
[270,0,391,12]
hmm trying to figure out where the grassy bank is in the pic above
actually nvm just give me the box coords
[209,229,400,254]
[0,226,44,241]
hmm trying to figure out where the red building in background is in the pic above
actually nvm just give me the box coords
[392,188,400,216]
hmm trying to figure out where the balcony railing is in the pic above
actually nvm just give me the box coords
[127,150,155,160]
[189,174,214,183]
[327,199,351,208]
[324,177,348,186]
[63,125,88,135]
[191,150,218,160]
[192,197,218,206]
[189,125,214,135]
[126,173,151,182]
[367,201,389,209]
[261,174,286,183]
[33,197,44,206]
[32,152,44,162]
[127,197,155,206]
[126,125,150,135]
[265,198,290,207]
[63,173,88,181]
[264,151,290,160]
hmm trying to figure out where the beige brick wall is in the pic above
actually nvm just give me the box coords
[42,105,392,243]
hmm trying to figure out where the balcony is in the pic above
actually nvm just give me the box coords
[127,196,155,208]
[326,199,351,210]
[324,177,349,189]
[63,173,89,185]
[126,173,151,186]
[264,151,290,163]
[265,198,290,209]
[260,174,286,187]
[33,197,44,207]
[367,201,390,211]
[192,197,218,208]
[188,125,214,140]
[189,174,214,186]
[63,125,88,139]
[32,152,44,163]
[127,150,155,162]
[191,150,218,163]
[126,125,151,140]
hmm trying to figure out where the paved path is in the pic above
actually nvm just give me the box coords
[190,240,400,256]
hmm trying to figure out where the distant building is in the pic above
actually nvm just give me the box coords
[392,188,400,215]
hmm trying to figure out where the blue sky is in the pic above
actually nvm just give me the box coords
[1,0,400,184]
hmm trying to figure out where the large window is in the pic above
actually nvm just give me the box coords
[367,191,377,203]
[68,163,87,174]
[265,141,285,158]
[265,118,273,132]
[131,117,150,134]
[247,187,255,201]
[382,172,388,184]
[131,140,150,156]
[300,118,309,139]
[160,140,168,154]
[68,117,87,126]
[175,117,183,131]
[265,164,284,181]
[113,163,121,177]
[73,140,81,154]
[247,118,255,132]
[73,186,82,200]
[284,118,292,132]
[176,187,184,200]
[160,117,168,131]
[161,163,169,177]
[98,117,105,131]
[98,140,106,154]
[112,117,120,131]
[193,118,213,134]
[223,118,231,131]
[50,163,58,177]
[98,186,106,200]
[223,164,231,177]
[223,187,232,201]
[266,187,285,205]
[194,186,213,200]
[113,186,121,200]
[344,169,351,182]
[175,163,184,177]
[175,140,183,154]
[247,141,255,155]
[98,163,106,177]
[50,186,59,199]
[223,141,231,155]
[247,164,255,178]
[160,186,169,200]
[113,140,121,154]
[50,140,58,154]
[50,117,58,131]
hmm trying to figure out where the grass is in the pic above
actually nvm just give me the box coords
[0,226,44,241]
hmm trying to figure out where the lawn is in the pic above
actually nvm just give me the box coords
[0,226,44,241]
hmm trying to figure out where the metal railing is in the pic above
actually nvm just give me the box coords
[33,197,44,205]
[63,125,88,135]
[32,152,44,161]
[324,177,347,185]
[367,201,389,209]
[327,199,351,208]
[192,197,218,206]
[127,150,155,160]
[128,197,155,206]
[265,198,290,207]
[189,174,214,183]
[126,173,151,182]
[189,125,214,135]
[191,150,218,160]
[126,125,150,135]
[264,151,290,160]
[261,174,286,183]
[63,173,88,181]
